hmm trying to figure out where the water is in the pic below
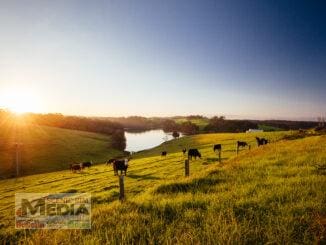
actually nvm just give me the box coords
[125,129,182,152]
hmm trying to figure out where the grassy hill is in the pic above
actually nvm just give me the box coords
[0,131,325,244]
[0,123,122,178]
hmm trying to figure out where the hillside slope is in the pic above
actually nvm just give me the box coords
[0,132,325,244]
[0,124,122,178]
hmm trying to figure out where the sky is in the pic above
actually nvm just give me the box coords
[0,0,325,120]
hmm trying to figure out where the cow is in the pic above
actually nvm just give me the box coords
[236,141,250,154]
[70,163,83,173]
[256,137,268,146]
[112,158,130,176]
[82,161,92,168]
[161,151,167,157]
[182,148,187,155]
[237,141,248,148]
[106,159,116,165]
[188,148,201,160]
[213,144,222,152]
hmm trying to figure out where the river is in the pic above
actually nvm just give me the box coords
[125,129,182,152]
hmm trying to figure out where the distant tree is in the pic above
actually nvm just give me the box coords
[162,119,179,132]
[204,117,258,133]
[172,131,180,139]
[186,115,205,119]
[179,121,199,135]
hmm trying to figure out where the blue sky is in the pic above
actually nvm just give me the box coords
[0,0,325,120]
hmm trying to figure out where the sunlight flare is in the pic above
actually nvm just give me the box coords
[0,88,44,114]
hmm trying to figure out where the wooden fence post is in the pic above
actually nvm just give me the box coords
[185,160,189,177]
[119,175,125,201]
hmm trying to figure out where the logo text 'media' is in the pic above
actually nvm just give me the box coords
[15,193,91,229]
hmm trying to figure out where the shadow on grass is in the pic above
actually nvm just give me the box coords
[233,201,277,222]
[222,149,237,153]
[204,157,228,163]
[127,173,161,180]
[103,185,119,191]
[136,200,209,224]
[92,191,120,204]
[206,157,220,162]
[155,176,225,194]
[64,189,78,193]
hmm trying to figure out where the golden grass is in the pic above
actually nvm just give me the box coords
[1,131,325,244]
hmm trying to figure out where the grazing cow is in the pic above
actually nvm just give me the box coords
[236,141,250,154]
[112,158,130,176]
[256,137,268,146]
[188,149,201,160]
[237,141,248,148]
[161,151,167,157]
[82,161,92,168]
[106,159,116,165]
[182,148,187,155]
[213,144,222,152]
[70,163,83,173]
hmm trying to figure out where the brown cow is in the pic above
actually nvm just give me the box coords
[70,163,83,173]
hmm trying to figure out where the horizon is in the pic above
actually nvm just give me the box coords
[0,107,320,122]
[0,1,325,119]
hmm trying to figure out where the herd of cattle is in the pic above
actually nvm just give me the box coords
[70,136,269,175]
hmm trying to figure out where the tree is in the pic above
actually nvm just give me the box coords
[179,121,199,135]
[172,131,180,139]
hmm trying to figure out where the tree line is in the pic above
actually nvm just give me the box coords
[1,109,320,147]
[163,116,319,134]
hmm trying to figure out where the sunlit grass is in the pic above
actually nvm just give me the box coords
[0,131,325,244]
[0,123,122,177]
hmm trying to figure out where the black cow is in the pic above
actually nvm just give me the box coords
[188,149,201,160]
[82,161,92,168]
[237,141,248,148]
[112,158,130,176]
[236,141,250,153]
[182,148,187,155]
[256,137,268,146]
[213,144,222,152]
[161,151,167,157]
[106,159,116,165]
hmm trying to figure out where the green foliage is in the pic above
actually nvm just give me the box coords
[174,117,210,131]
[204,117,258,133]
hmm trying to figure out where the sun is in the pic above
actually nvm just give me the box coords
[0,88,43,114]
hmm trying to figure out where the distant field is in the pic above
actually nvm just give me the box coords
[135,130,289,159]
[0,124,122,178]
[174,118,210,130]
[2,130,325,244]
[258,124,283,131]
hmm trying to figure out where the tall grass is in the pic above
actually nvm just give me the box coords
[1,132,325,244]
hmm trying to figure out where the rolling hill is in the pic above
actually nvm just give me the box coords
[1,131,325,244]
[0,123,122,178]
